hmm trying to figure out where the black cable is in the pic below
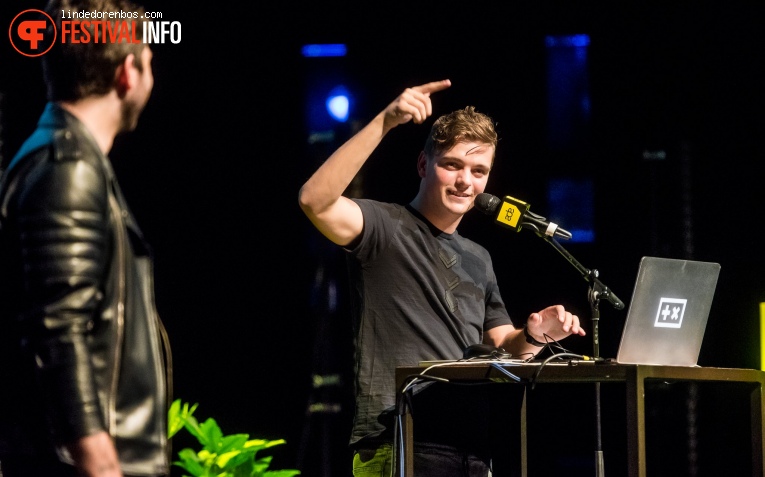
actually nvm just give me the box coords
[394,374,450,477]
[529,352,598,390]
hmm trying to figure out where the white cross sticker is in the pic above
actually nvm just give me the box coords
[655,298,687,328]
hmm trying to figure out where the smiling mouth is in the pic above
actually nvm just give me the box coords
[448,190,471,199]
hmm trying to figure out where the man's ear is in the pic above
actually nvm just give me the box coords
[114,53,136,98]
[417,151,428,178]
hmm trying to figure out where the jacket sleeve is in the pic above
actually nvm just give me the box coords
[16,148,111,444]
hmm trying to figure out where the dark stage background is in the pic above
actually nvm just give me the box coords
[2,1,765,476]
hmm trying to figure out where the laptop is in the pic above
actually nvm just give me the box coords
[615,256,721,367]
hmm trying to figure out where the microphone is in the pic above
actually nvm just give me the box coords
[474,193,573,241]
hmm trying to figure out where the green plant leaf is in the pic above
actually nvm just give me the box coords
[219,433,250,453]
[253,455,274,473]
[216,448,256,470]
[168,399,183,438]
[198,417,224,450]
[174,448,206,476]
[168,400,301,477]
[182,415,204,444]
[168,399,199,439]
[263,439,287,450]
[232,461,256,477]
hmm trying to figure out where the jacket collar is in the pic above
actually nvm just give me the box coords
[8,102,105,175]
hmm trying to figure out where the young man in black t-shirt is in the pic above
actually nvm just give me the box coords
[298,79,586,476]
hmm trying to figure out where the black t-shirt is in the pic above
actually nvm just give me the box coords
[347,199,515,448]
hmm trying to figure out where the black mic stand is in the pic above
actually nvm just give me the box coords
[535,233,624,477]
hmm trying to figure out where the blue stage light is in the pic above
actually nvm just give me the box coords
[326,86,350,122]
[545,34,590,48]
[302,43,347,58]
[547,178,595,244]
[546,33,592,151]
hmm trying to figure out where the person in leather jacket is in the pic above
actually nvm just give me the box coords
[0,1,172,476]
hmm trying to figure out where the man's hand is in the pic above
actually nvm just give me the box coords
[526,304,586,344]
[66,431,122,477]
[383,79,452,131]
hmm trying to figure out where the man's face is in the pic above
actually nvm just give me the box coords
[120,46,154,131]
[419,141,494,218]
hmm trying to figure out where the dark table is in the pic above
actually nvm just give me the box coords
[395,361,765,477]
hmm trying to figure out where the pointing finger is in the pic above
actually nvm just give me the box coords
[413,79,452,96]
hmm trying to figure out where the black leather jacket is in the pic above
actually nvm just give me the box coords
[0,103,172,475]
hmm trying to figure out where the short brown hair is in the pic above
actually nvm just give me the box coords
[423,106,498,160]
[43,0,147,101]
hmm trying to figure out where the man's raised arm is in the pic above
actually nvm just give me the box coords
[298,79,451,246]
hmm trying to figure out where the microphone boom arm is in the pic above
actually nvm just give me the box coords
[540,234,625,316]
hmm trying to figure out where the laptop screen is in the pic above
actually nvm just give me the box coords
[616,256,721,366]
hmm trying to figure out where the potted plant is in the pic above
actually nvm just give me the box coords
[168,399,301,477]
